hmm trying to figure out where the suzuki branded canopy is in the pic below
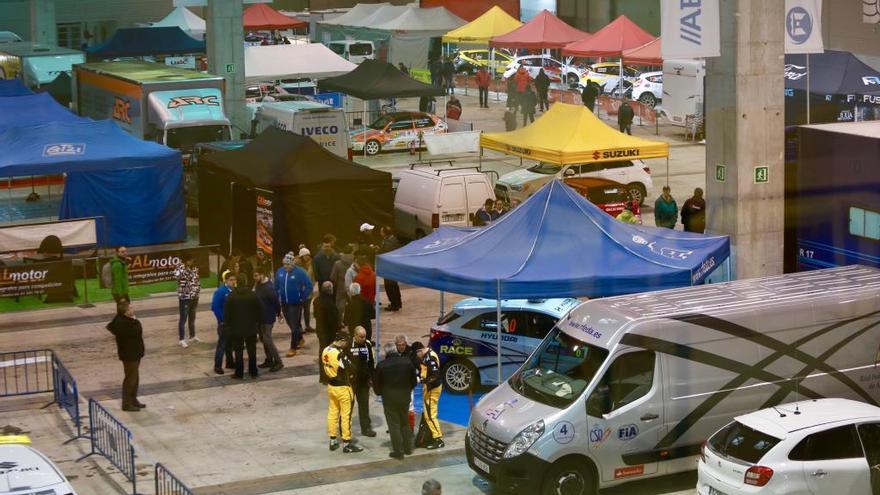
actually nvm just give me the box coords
[480,102,669,164]
[0,120,185,246]
[243,3,306,30]
[244,44,356,83]
[623,37,662,65]
[151,6,206,39]
[87,26,206,57]
[0,92,85,132]
[563,15,656,57]
[376,179,729,299]
[489,9,590,49]
[442,5,522,44]
[317,59,445,100]
[0,79,32,96]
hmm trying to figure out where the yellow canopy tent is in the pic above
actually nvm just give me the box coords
[442,5,522,44]
[481,103,669,164]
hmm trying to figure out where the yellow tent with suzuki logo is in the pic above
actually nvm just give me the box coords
[480,102,669,164]
[442,6,522,44]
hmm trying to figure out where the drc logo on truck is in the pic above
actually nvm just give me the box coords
[42,143,86,157]
[167,95,220,108]
[113,97,132,124]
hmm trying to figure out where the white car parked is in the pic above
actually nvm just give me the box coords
[0,436,77,495]
[631,71,663,108]
[698,398,880,495]
[502,55,583,86]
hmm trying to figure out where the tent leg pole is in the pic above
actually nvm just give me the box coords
[375,277,382,359]
[496,280,501,385]
[666,157,670,188]
[439,290,444,321]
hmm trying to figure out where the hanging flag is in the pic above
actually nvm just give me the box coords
[784,0,824,54]
[661,0,721,59]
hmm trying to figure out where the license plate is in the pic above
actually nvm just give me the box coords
[708,486,728,495]
[473,456,491,474]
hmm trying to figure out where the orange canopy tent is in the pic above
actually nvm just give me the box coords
[490,9,590,49]
[562,15,655,57]
[622,37,662,65]
[243,3,306,31]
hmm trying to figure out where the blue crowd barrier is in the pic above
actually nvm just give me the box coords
[84,398,138,495]
[155,463,194,495]
[52,354,84,440]
[0,349,54,398]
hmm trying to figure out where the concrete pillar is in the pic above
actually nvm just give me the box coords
[29,0,57,45]
[705,0,785,279]
[206,0,247,137]
[587,0,613,32]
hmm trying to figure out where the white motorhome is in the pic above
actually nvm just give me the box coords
[466,265,880,495]
[253,101,350,158]
[660,58,705,126]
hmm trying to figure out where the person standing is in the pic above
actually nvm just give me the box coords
[581,80,599,112]
[506,76,519,115]
[349,326,376,437]
[106,300,145,412]
[681,187,707,233]
[411,342,444,449]
[296,247,315,334]
[344,283,373,340]
[219,250,252,289]
[513,66,531,98]
[379,227,402,311]
[330,244,355,318]
[224,283,262,379]
[110,246,130,304]
[618,99,635,135]
[174,253,201,348]
[474,198,494,227]
[442,57,455,95]
[275,252,313,357]
[353,255,376,306]
[373,342,417,459]
[534,68,550,112]
[429,57,443,88]
[476,66,491,108]
[314,281,340,383]
[520,86,537,126]
[211,273,236,375]
[254,267,283,372]
[322,332,364,453]
[653,186,679,229]
[313,236,339,287]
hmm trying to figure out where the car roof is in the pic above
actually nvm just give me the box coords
[735,398,880,438]
[452,297,580,318]
[403,167,486,179]
[0,444,66,489]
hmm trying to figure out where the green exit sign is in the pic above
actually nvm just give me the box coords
[715,164,726,182]
[754,166,769,184]
[225,63,235,74]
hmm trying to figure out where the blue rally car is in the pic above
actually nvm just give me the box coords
[429,298,580,393]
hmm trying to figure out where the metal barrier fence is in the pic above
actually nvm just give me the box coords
[0,349,54,398]
[155,463,195,495]
[86,398,139,495]
[52,354,84,440]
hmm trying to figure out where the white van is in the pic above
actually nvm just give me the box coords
[326,40,375,64]
[253,101,350,158]
[466,265,880,495]
[394,167,495,240]
[660,58,705,126]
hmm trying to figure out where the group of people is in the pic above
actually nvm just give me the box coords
[429,56,456,95]
[503,66,551,130]
[615,186,707,233]
[473,198,518,226]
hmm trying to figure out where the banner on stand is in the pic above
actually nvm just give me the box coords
[785,0,824,54]
[0,261,74,298]
[256,189,274,257]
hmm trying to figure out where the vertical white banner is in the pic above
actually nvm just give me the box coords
[784,0,824,54]
[661,0,721,59]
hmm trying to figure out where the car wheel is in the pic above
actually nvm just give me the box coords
[365,140,381,156]
[442,359,479,394]
[566,73,579,86]
[638,92,657,108]
[627,183,647,206]
[542,459,597,495]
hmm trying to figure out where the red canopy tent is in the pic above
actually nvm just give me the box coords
[622,37,662,65]
[243,3,306,31]
[562,15,655,57]
[489,10,590,49]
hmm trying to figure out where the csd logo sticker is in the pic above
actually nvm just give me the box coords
[42,143,85,157]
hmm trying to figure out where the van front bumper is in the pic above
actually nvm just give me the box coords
[465,433,549,493]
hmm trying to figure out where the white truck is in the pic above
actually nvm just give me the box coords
[0,42,84,88]
[660,58,705,126]
[466,265,880,495]
[252,100,349,158]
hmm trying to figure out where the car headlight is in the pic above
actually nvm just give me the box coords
[503,420,544,459]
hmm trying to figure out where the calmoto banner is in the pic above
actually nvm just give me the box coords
[784,0,824,54]
[0,261,74,299]
[100,246,212,288]
[661,0,721,59]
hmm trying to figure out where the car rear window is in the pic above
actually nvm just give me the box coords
[708,421,781,464]
[438,311,461,325]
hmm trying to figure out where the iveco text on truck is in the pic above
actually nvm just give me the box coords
[0,43,84,88]
[252,100,350,158]
[74,61,232,156]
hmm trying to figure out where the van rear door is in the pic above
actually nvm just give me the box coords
[439,176,467,226]
[465,175,493,225]
[292,108,349,158]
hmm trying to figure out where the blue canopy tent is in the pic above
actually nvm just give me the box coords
[0,79,32,96]
[376,179,730,379]
[0,92,85,132]
[86,26,206,58]
[0,120,186,246]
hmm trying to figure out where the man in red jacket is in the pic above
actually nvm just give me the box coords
[476,67,491,108]
[354,255,376,305]
[514,66,532,94]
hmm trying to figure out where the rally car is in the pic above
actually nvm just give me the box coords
[502,54,584,85]
[0,436,77,495]
[453,49,513,75]
[351,112,446,156]
[579,62,641,89]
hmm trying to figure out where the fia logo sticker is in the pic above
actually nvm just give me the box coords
[618,424,639,441]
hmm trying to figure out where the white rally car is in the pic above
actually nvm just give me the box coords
[502,55,584,86]
[0,436,76,495]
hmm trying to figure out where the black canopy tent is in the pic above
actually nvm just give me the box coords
[198,128,393,262]
[39,72,72,108]
[86,26,206,58]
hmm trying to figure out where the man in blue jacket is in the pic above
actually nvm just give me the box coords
[212,272,237,375]
[275,251,314,357]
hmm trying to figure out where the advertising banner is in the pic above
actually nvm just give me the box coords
[100,246,212,288]
[314,92,343,108]
[785,0,824,54]
[661,0,721,59]
[165,56,197,69]
[256,189,274,257]
[0,261,74,298]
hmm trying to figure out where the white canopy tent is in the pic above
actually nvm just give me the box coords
[152,6,206,39]
[345,5,412,28]
[319,3,389,26]
[372,6,465,31]
[244,43,357,83]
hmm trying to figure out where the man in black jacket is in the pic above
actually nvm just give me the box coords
[254,266,283,372]
[581,81,599,112]
[344,282,373,340]
[534,68,551,112]
[106,300,145,412]
[520,86,537,126]
[379,226,402,311]
[314,281,340,384]
[374,342,417,459]
[350,326,376,437]
[224,285,263,379]
[618,99,635,135]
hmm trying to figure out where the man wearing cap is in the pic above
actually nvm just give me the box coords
[357,223,379,263]
[322,332,364,453]
[275,252,313,357]
[412,341,444,449]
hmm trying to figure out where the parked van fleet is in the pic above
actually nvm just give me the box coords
[326,40,375,64]
[253,101,350,158]
[496,160,653,205]
[394,167,495,240]
[660,58,705,126]
[0,42,84,88]
[466,265,880,495]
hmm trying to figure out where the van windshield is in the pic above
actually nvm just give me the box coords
[509,327,608,408]
[328,43,345,55]
[528,163,562,175]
